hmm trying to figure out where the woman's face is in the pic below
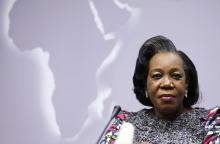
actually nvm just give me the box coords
[146,52,188,117]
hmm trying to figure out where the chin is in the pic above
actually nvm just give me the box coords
[159,105,179,114]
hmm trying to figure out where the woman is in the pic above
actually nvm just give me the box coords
[100,36,220,144]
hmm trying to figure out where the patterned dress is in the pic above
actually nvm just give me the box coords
[100,107,220,144]
[127,108,207,144]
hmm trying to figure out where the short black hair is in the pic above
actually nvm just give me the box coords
[133,35,199,108]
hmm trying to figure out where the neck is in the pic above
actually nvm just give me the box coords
[152,107,191,120]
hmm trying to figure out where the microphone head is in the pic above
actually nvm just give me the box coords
[111,105,121,119]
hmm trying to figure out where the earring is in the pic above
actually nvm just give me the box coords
[145,91,148,98]
[185,90,188,98]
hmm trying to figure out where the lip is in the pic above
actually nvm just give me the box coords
[159,94,175,102]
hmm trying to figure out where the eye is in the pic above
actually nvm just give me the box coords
[171,73,182,80]
[151,73,162,80]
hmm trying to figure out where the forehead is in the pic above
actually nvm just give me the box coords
[149,52,184,70]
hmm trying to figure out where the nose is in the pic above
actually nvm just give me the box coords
[160,76,174,90]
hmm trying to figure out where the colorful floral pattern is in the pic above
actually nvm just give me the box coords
[204,106,220,144]
[99,110,130,144]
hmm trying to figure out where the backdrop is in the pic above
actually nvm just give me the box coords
[1,0,220,143]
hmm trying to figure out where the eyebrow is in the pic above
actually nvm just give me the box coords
[149,67,183,73]
[149,68,162,73]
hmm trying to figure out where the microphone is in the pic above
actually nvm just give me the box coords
[97,105,121,144]
[110,105,121,119]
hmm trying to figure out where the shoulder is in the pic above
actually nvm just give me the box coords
[204,106,220,143]
[100,108,148,144]
[126,108,151,121]
[192,107,208,119]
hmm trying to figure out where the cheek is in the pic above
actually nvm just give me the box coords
[176,82,187,94]
[146,77,152,92]
[146,79,160,95]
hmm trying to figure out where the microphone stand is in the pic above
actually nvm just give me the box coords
[96,105,121,144]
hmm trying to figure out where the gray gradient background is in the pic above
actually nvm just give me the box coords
[1,0,220,143]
